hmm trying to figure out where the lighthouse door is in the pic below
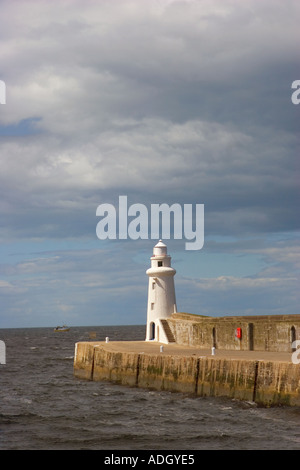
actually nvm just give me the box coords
[150,322,155,340]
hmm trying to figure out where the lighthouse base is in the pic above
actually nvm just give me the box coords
[145,318,176,344]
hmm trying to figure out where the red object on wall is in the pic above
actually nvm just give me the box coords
[235,327,242,339]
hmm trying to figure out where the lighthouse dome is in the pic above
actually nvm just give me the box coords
[153,240,167,257]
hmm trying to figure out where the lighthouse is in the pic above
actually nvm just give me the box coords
[145,240,177,343]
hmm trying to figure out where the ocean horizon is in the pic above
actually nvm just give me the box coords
[0,325,299,451]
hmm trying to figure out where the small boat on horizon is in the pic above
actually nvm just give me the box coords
[54,325,70,332]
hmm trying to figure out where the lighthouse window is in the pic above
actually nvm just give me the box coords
[158,261,163,267]
[152,282,155,290]
[150,322,155,340]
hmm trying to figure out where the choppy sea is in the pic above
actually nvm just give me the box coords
[0,325,299,451]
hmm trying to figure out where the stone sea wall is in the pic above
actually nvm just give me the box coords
[167,313,300,352]
[74,343,300,406]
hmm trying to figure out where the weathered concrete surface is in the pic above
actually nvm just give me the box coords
[93,349,140,386]
[138,353,199,394]
[74,341,300,406]
[73,341,95,380]
[255,361,300,406]
[196,357,257,402]
[167,313,300,352]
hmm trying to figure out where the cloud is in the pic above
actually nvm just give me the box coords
[177,271,299,317]
[0,280,15,290]
[0,0,299,326]
[1,0,299,130]
[0,117,297,241]
[0,244,149,327]
[0,235,298,327]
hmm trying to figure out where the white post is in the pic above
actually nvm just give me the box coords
[0,340,6,364]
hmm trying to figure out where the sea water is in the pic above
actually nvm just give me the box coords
[0,325,299,450]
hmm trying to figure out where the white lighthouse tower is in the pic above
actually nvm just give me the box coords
[145,240,177,343]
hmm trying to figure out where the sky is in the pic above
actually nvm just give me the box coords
[0,0,299,328]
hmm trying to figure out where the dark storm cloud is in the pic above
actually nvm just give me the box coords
[0,0,299,326]
[0,118,297,239]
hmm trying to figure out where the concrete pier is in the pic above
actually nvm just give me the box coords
[74,341,300,406]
